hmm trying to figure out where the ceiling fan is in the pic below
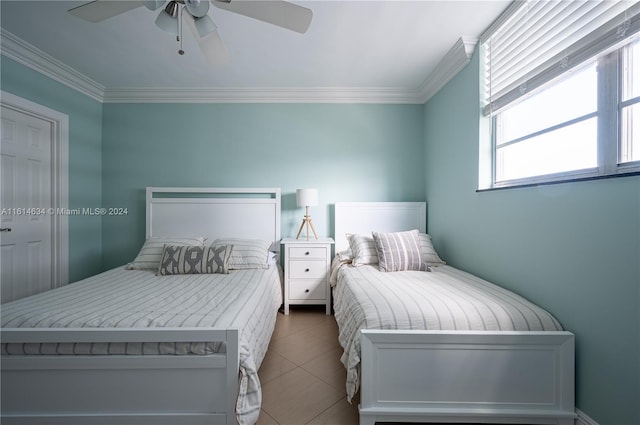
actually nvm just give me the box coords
[68,0,313,63]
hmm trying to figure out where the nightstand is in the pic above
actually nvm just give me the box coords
[281,238,334,315]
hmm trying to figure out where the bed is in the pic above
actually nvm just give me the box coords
[1,187,283,425]
[332,202,576,425]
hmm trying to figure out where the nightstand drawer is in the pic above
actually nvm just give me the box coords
[289,260,326,279]
[288,246,327,259]
[289,279,326,300]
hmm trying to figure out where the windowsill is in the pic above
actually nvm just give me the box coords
[477,170,640,192]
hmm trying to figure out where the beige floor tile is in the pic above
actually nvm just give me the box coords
[259,349,298,385]
[306,397,359,425]
[270,326,338,366]
[300,347,347,391]
[261,367,344,425]
[272,307,336,341]
[255,409,279,425]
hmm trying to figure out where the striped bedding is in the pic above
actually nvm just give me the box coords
[331,263,563,401]
[1,265,283,425]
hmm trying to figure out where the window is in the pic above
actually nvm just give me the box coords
[480,1,640,189]
[495,63,598,182]
[622,39,640,163]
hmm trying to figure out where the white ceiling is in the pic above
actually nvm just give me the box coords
[0,0,510,102]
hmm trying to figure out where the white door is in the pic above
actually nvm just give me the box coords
[1,105,53,303]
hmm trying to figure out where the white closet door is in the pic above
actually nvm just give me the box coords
[1,106,53,303]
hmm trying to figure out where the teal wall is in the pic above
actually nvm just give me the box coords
[424,51,640,425]
[0,57,103,282]
[101,103,425,269]
[5,47,638,424]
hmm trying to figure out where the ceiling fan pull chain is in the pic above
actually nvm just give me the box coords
[178,5,185,55]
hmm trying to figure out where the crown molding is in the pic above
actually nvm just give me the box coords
[2,29,469,105]
[417,37,478,103]
[102,86,424,104]
[1,29,105,103]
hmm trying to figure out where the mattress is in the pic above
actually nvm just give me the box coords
[331,262,563,401]
[1,265,283,425]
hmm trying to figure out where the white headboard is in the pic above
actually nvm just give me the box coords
[146,187,281,243]
[334,202,426,252]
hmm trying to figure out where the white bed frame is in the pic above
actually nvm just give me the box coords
[1,187,281,425]
[334,202,576,425]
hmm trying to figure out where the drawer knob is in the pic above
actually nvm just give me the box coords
[305,251,310,255]
[305,289,310,293]
[305,268,310,272]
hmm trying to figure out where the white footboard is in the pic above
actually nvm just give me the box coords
[359,330,575,425]
[1,327,240,425]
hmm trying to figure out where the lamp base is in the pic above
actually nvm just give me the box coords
[296,213,318,240]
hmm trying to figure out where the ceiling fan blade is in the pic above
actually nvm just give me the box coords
[212,0,312,34]
[186,17,229,64]
[68,1,144,23]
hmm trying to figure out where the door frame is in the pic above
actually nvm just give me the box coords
[1,91,69,287]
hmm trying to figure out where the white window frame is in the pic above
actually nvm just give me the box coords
[489,42,640,189]
[479,0,640,190]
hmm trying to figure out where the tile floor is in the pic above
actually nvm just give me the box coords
[256,307,468,425]
[256,306,359,425]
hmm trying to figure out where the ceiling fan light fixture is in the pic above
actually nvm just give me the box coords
[155,2,179,35]
[184,0,210,18]
[142,0,166,11]
[193,15,217,38]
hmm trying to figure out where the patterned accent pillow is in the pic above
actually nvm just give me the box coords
[372,229,428,272]
[213,238,272,269]
[127,237,206,270]
[158,244,233,275]
[419,233,446,267]
[348,233,379,266]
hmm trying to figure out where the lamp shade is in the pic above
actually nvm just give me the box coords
[296,189,318,207]
[193,15,217,38]
[155,1,178,34]
[184,0,209,18]
[155,10,177,34]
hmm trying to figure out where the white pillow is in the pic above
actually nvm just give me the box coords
[347,233,379,266]
[213,238,272,269]
[127,237,206,270]
[419,233,446,267]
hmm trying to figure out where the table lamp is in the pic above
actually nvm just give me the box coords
[295,188,318,240]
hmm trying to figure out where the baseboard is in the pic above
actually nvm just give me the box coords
[576,409,599,425]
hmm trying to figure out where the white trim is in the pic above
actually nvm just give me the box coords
[0,29,105,103]
[576,409,600,425]
[102,86,424,104]
[2,29,467,104]
[416,37,478,103]
[0,91,69,287]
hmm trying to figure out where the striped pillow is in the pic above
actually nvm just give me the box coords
[213,238,272,269]
[372,229,428,272]
[127,237,206,270]
[347,233,379,266]
[158,244,233,275]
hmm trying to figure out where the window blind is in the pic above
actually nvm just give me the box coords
[481,0,640,116]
